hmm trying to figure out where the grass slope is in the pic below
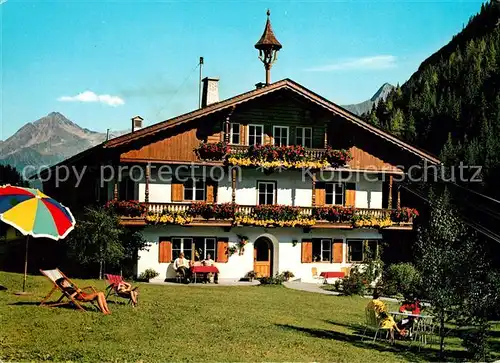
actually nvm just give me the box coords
[0,272,497,362]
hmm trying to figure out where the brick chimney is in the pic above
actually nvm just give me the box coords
[131,116,144,133]
[201,77,219,107]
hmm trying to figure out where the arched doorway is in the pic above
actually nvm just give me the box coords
[254,237,273,277]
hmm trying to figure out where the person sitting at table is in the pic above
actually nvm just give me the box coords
[366,290,407,343]
[202,254,218,284]
[397,298,422,334]
[173,252,192,283]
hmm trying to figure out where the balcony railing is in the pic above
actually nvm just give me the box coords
[230,144,327,159]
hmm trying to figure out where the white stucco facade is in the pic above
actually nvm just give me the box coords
[137,225,382,283]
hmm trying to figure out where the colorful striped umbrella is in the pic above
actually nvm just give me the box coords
[0,185,76,292]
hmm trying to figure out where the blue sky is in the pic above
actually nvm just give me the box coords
[1,0,485,140]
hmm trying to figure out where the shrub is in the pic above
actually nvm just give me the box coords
[259,273,285,285]
[138,268,159,281]
[281,271,295,281]
[382,262,422,299]
[337,265,368,296]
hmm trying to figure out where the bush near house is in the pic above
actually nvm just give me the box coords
[382,262,422,299]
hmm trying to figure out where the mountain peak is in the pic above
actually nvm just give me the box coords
[370,83,395,102]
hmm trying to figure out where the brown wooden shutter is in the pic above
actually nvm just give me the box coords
[240,124,246,145]
[301,239,313,263]
[216,238,229,263]
[333,239,343,263]
[171,181,184,202]
[315,182,326,206]
[159,238,172,263]
[206,180,217,203]
[345,183,356,207]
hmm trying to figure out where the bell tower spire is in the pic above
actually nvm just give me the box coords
[255,9,282,85]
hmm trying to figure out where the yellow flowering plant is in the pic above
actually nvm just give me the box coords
[145,210,193,226]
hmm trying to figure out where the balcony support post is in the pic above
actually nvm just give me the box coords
[388,175,393,209]
[231,167,237,203]
[397,184,401,209]
[113,170,118,201]
[311,171,317,206]
[224,106,235,144]
[145,163,150,203]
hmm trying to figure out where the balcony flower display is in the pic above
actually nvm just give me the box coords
[194,141,231,161]
[390,207,419,223]
[145,210,193,225]
[234,204,316,228]
[312,206,355,223]
[237,234,249,255]
[353,215,393,229]
[323,147,352,168]
[104,200,147,217]
[188,202,236,220]
[226,145,330,170]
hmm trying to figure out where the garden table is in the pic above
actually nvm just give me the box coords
[389,311,435,348]
[190,266,219,283]
[319,271,345,279]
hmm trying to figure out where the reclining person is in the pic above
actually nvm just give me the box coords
[56,277,111,315]
[116,280,139,307]
[174,252,192,283]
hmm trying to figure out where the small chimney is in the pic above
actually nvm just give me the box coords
[201,77,219,107]
[131,116,144,133]
[255,82,266,90]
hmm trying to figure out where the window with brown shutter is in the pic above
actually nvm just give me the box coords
[301,239,313,263]
[345,183,356,207]
[216,238,229,263]
[158,238,172,263]
[171,181,184,202]
[333,239,343,263]
[315,182,326,206]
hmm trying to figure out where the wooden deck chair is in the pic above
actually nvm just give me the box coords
[39,268,98,312]
[104,273,137,305]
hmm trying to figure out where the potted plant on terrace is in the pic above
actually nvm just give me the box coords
[246,270,257,282]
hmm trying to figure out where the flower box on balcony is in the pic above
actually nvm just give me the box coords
[187,202,235,220]
[390,207,419,223]
[194,141,230,161]
[323,147,352,168]
[312,206,355,223]
[104,200,147,217]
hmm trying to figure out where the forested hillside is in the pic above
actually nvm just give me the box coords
[365,1,500,199]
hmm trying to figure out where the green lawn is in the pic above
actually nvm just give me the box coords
[0,271,498,362]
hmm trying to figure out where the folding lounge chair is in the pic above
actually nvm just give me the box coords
[39,268,98,312]
[104,273,138,305]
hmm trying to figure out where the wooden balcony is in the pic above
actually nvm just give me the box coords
[120,203,413,230]
[229,145,327,159]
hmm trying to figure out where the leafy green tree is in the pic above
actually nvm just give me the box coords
[67,207,148,279]
[417,189,498,359]
[0,165,29,187]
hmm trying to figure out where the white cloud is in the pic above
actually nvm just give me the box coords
[0,0,7,5]
[57,91,125,107]
[306,55,397,72]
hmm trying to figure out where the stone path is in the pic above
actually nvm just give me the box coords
[149,278,260,287]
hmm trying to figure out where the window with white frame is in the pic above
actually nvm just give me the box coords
[194,237,216,261]
[184,178,205,201]
[172,237,193,260]
[248,124,264,145]
[230,123,241,144]
[273,126,289,146]
[325,183,344,205]
[296,127,312,148]
[347,239,380,262]
[257,181,276,205]
[312,239,332,262]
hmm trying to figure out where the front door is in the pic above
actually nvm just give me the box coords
[254,238,272,277]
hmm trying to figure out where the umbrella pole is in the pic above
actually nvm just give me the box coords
[23,235,29,292]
